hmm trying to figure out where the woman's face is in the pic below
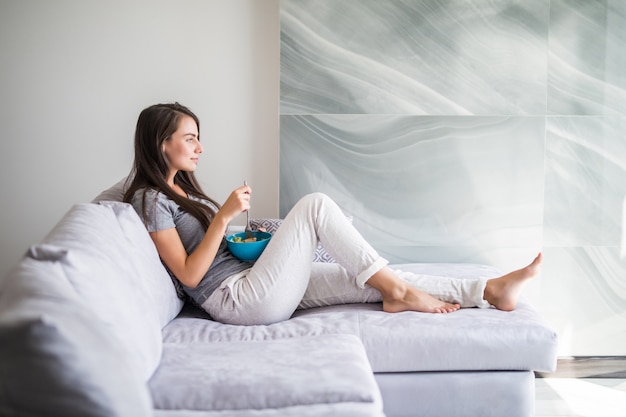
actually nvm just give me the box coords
[162,115,202,174]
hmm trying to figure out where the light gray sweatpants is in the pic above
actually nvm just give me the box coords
[204,193,489,325]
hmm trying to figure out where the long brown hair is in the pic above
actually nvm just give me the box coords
[123,102,220,230]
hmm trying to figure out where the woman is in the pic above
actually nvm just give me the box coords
[123,102,542,326]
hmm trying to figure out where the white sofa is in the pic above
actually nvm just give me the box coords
[0,188,558,417]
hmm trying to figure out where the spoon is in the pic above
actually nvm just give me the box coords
[244,180,253,239]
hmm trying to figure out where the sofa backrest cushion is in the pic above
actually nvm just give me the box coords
[92,176,128,203]
[34,201,184,380]
[96,200,185,327]
[0,257,153,417]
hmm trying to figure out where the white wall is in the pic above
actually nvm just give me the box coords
[0,0,280,279]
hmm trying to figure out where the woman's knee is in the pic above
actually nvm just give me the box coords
[297,192,334,211]
[300,192,330,203]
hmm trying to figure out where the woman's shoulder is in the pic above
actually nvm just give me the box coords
[131,187,177,209]
[129,187,179,230]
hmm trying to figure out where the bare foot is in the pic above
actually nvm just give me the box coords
[383,285,461,314]
[483,252,543,311]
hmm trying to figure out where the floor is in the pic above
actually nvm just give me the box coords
[534,357,626,417]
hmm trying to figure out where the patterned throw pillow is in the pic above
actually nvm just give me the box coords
[249,218,351,263]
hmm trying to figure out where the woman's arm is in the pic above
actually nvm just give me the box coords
[150,184,251,288]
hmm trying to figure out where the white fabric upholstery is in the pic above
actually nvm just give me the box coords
[358,263,558,372]
[97,201,185,327]
[163,262,557,374]
[162,303,361,343]
[0,257,153,417]
[35,202,184,380]
[153,403,385,417]
[150,334,382,414]
[92,176,128,203]
[355,300,557,372]
[375,370,535,417]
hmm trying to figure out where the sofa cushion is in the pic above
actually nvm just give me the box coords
[162,303,361,344]
[152,403,384,417]
[352,262,558,373]
[92,176,128,203]
[149,334,382,414]
[97,200,185,326]
[164,263,558,374]
[35,202,184,380]
[0,257,152,417]
[375,370,535,417]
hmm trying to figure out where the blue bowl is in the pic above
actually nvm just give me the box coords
[226,231,272,262]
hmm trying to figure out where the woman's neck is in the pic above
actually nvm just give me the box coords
[166,173,187,198]
[170,183,187,198]
[166,170,177,187]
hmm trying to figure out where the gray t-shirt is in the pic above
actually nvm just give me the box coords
[131,189,252,306]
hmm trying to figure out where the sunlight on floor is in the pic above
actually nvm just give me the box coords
[544,379,626,417]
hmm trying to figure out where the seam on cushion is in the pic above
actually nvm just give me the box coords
[160,334,362,347]
[27,244,69,262]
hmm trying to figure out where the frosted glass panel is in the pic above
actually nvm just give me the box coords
[548,0,626,115]
[540,247,626,356]
[544,116,626,246]
[281,115,544,263]
[281,0,548,115]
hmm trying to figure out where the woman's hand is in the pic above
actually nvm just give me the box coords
[216,183,251,224]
